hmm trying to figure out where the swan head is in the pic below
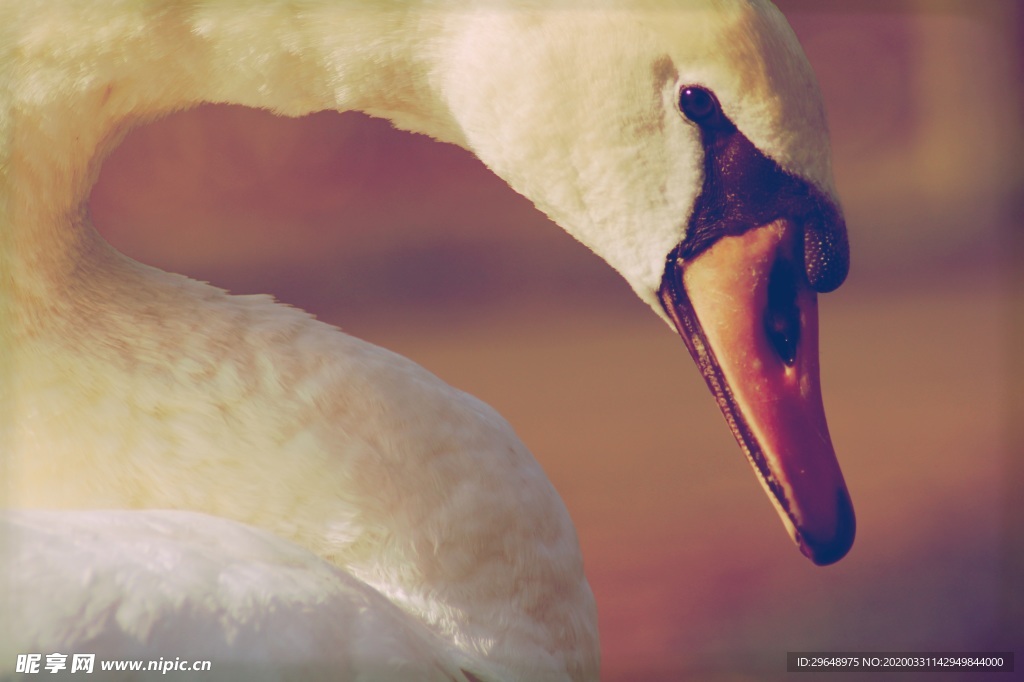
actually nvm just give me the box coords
[440,0,853,564]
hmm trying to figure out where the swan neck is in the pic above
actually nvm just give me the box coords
[2,0,463,296]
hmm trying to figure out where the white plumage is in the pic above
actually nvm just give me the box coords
[2,509,469,680]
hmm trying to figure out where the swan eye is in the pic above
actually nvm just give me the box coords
[678,86,720,126]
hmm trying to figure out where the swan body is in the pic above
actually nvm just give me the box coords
[1,1,853,680]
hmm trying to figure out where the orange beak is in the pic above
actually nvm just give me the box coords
[659,219,854,565]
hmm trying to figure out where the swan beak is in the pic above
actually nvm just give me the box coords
[658,219,854,565]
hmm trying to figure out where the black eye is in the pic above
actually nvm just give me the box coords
[678,86,720,125]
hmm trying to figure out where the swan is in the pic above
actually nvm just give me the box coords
[0,0,854,680]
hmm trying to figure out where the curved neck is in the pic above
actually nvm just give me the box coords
[1,0,465,305]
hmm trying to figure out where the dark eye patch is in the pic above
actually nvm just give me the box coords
[673,92,849,293]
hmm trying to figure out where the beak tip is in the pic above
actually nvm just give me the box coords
[797,488,857,566]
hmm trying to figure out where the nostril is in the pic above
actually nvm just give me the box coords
[764,253,800,366]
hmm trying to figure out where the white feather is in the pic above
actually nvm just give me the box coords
[1,509,468,681]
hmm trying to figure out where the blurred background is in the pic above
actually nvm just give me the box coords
[89,1,1021,680]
